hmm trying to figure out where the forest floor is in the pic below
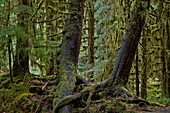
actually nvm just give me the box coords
[0,73,170,113]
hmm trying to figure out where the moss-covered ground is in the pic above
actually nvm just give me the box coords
[0,73,170,113]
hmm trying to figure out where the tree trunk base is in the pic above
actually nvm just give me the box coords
[53,83,150,112]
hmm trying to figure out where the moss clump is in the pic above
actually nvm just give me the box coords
[93,101,127,113]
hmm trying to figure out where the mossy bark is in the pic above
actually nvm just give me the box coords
[159,2,168,97]
[94,2,146,89]
[87,1,94,65]
[135,49,140,96]
[141,31,147,99]
[53,0,85,112]
[53,1,147,112]
[166,7,170,98]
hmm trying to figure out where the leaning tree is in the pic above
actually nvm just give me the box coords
[53,0,147,112]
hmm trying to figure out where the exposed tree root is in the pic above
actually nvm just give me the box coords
[53,83,143,112]
[53,87,94,112]
[119,99,150,106]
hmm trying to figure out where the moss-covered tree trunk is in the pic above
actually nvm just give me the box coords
[141,33,147,99]
[53,1,147,112]
[159,2,168,97]
[87,1,94,65]
[166,7,170,98]
[53,0,85,112]
[160,25,168,97]
[13,0,30,76]
[95,2,146,88]
[136,49,139,96]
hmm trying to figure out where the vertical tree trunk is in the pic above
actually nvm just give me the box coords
[7,0,13,83]
[156,1,168,97]
[166,8,170,98]
[13,0,30,76]
[136,49,139,96]
[160,28,168,97]
[53,0,85,112]
[87,1,94,65]
[95,2,146,88]
[141,35,147,99]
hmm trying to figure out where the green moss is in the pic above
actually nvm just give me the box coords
[52,62,77,108]
[0,73,9,77]
[151,102,165,107]
[14,93,34,103]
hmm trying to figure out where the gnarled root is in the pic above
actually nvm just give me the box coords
[53,87,95,113]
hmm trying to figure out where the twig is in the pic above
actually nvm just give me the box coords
[35,96,47,113]
[139,42,146,51]
[29,0,44,21]
[32,16,62,23]
[41,75,55,90]
[149,13,167,19]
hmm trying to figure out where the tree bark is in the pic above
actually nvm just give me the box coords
[141,33,147,99]
[54,1,147,112]
[87,1,94,65]
[7,0,13,83]
[94,2,146,89]
[166,7,170,98]
[53,0,85,112]
[158,2,168,97]
[136,49,139,96]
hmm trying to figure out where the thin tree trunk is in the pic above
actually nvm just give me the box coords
[136,49,139,96]
[6,0,13,83]
[8,39,13,83]
[87,1,94,65]
[166,8,170,98]
[160,28,168,97]
[156,1,168,97]
[141,35,147,99]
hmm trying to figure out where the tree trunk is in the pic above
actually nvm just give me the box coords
[7,0,13,83]
[160,28,168,97]
[141,34,147,99]
[95,2,146,88]
[53,0,85,112]
[13,0,30,76]
[87,1,94,65]
[159,2,168,97]
[53,1,147,112]
[166,8,170,98]
[136,49,139,96]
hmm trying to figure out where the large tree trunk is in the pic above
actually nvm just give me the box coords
[95,2,146,89]
[53,1,147,112]
[53,0,85,112]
